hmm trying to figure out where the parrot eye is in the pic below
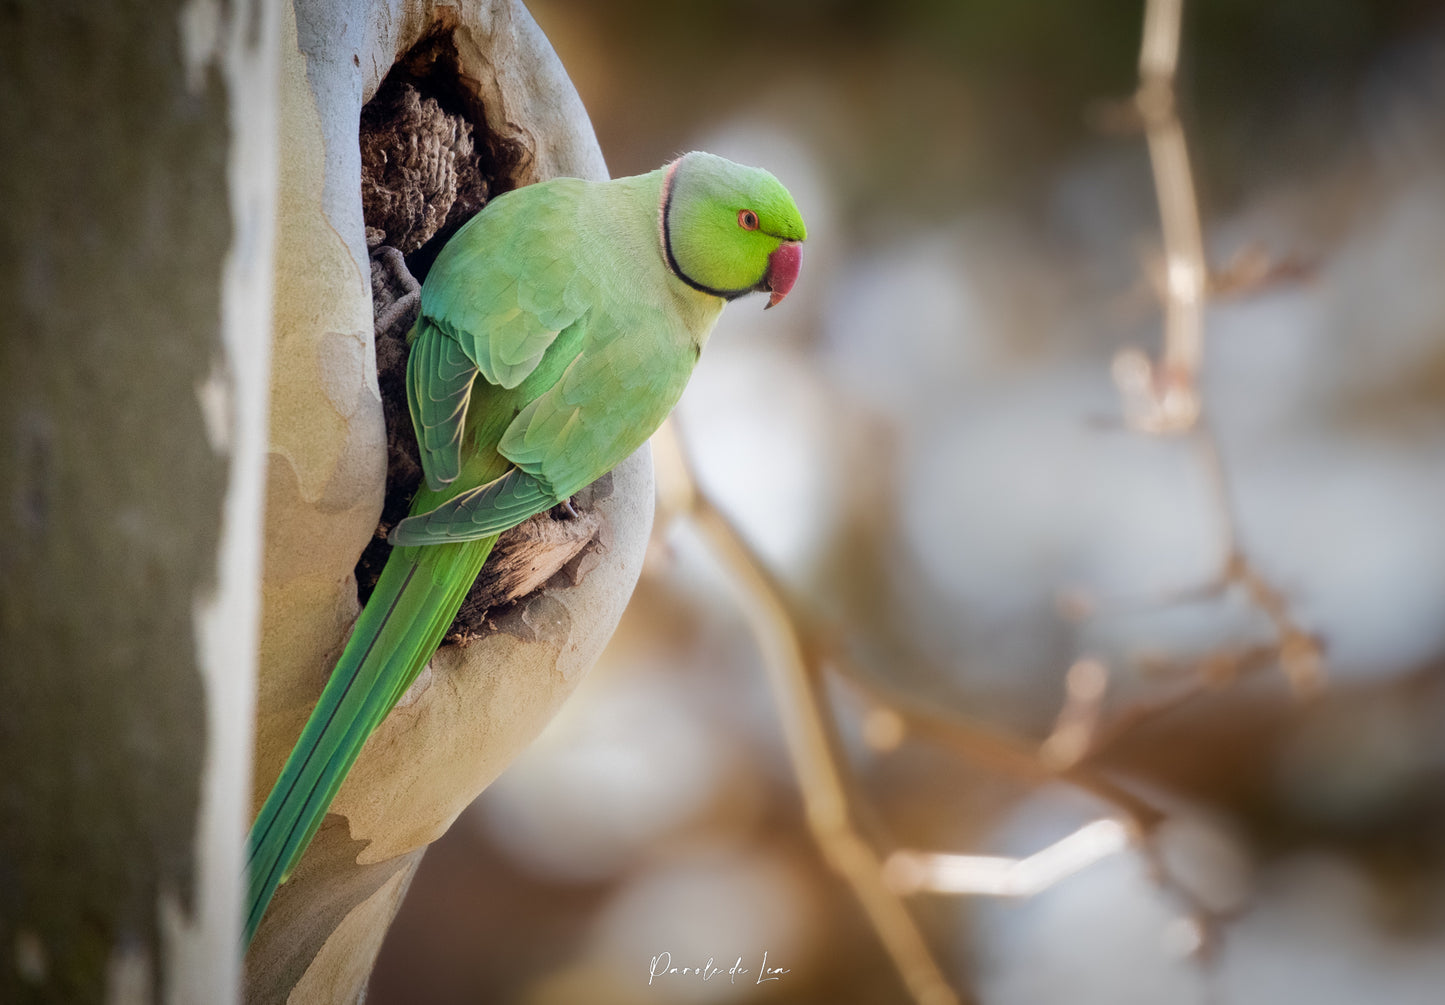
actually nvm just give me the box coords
[738,209,759,231]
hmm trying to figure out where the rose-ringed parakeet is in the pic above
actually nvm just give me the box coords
[246,151,806,944]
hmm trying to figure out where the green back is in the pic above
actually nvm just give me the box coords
[414,171,724,507]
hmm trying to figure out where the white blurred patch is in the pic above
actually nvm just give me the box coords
[1219,854,1445,1005]
[893,357,1445,693]
[1204,283,1334,434]
[823,230,999,417]
[675,343,845,577]
[973,794,1245,1005]
[1229,435,1445,680]
[977,843,1206,1005]
[977,789,1445,1005]
[583,845,816,1004]
[897,369,1220,693]
[474,671,727,882]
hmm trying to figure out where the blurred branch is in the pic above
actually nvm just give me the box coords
[1031,0,1327,952]
[652,420,967,1005]
[1101,0,1324,700]
[653,403,1241,996]
[657,418,1239,978]
[1115,0,1205,433]
[822,634,1242,956]
[884,820,1129,897]
[1051,645,1279,767]
[1196,432,1325,695]
[812,640,1167,833]
[643,0,1327,992]
[1208,243,1317,298]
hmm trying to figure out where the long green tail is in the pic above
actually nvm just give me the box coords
[244,534,497,945]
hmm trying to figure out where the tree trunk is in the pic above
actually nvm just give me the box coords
[246,2,650,1002]
[0,1,280,1003]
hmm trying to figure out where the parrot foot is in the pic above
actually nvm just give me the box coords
[552,497,580,520]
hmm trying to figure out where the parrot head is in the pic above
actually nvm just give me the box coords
[661,151,807,309]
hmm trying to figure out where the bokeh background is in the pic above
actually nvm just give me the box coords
[370,2,1445,1003]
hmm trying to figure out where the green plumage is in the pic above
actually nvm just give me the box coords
[246,153,805,945]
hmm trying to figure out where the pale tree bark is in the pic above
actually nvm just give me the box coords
[247,2,649,1002]
[0,1,279,1004]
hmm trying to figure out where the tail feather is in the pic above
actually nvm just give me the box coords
[245,536,496,946]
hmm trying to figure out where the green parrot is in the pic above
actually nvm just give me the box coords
[245,151,806,944]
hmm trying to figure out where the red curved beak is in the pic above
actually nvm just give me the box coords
[763,242,802,309]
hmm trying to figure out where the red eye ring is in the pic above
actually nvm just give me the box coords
[738,209,759,231]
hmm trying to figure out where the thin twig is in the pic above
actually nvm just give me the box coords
[815,640,1168,834]
[1081,0,1323,755]
[1056,645,1281,768]
[1115,0,1206,433]
[1193,431,1325,694]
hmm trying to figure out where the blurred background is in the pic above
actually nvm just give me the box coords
[370,2,1445,1002]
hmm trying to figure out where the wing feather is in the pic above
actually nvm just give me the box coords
[407,318,478,490]
[389,468,558,545]
[422,181,591,392]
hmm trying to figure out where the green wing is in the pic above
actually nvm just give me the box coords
[498,299,690,499]
[395,300,691,544]
[424,180,592,389]
[388,468,556,545]
[407,318,478,490]
[404,180,596,493]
